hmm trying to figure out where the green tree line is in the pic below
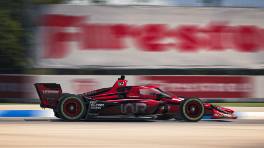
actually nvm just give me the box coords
[0,0,63,71]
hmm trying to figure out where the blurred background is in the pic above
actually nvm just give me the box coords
[0,0,264,104]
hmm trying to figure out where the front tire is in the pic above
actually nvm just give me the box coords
[57,94,87,121]
[179,98,204,122]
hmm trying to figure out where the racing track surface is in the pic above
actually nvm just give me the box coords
[0,118,264,148]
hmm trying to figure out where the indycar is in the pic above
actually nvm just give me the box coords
[34,76,237,122]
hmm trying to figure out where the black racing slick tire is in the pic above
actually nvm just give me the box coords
[57,94,87,121]
[53,109,61,118]
[53,93,72,119]
[179,98,204,122]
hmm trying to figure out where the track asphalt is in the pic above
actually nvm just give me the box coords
[0,118,264,148]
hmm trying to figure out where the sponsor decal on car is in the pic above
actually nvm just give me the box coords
[42,90,59,94]
[89,101,104,110]
[121,103,147,114]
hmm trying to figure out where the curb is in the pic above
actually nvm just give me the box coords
[235,112,264,119]
[0,110,54,118]
[0,110,264,119]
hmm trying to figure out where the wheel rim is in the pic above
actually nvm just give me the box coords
[62,98,82,118]
[185,100,203,118]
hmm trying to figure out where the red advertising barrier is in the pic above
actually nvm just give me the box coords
[72,79,97,94]
[0,75,34,99]
[0,75,260,103]
[138,76,253,98]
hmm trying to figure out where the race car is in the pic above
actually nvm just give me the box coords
[34,75,237,122]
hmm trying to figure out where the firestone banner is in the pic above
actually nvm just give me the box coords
[36,5,264,68]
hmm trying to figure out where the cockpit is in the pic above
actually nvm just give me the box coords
[139,87,171,99]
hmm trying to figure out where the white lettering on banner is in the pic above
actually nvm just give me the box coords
[36,6,264,68]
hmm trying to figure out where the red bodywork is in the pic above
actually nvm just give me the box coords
[35,77,237,120]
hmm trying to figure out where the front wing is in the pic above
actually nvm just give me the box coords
[204,103,237,119]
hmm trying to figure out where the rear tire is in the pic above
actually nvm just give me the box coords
[53,93,71,119]
[53,109,61,118]
[179,98,204,122]
[57,94,87,121]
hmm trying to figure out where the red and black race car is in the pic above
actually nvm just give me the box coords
[35,76,237,122]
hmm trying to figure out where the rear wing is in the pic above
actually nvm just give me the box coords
[34,83,62,108]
